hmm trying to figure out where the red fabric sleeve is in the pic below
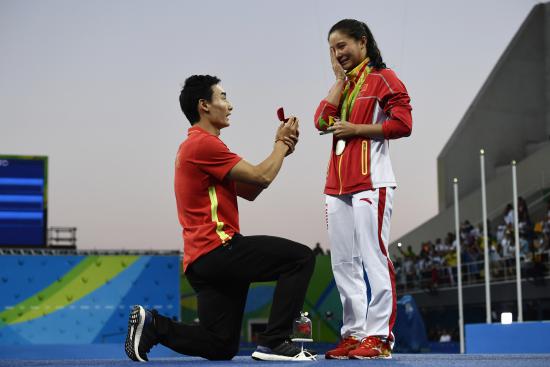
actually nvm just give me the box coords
[378,70,413,139]
[191,135,242,181]
[314,100,339,131]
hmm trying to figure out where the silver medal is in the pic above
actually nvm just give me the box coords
[335,139,346,155]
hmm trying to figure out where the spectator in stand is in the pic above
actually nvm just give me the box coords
[520,236,530,258]
[500,230,516,275]
[489,240,503,277]
[461,220,474,242]
[500,230,514,258]
[435,237,450,254]
[497,204,514,244]
[403,254,415,285]
[431,248,443,267]
[518,197,530,222]
[503,204,514,226]
[415,254,427,288]
[393,195,550,291]
[465,243,482,279]
[517,197,532,240]
[397,244,418,287]
[443,247,457,285]
[531,235,546,257]
[527,202,548,243]
[445,232,455,249]
[429,262,440,290]
[399,245,415,260]
[393,258,406,288]
[527,237,547,285]
[470,224,481,242]
[419,241,431,259]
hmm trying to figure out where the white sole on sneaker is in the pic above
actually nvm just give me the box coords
[134,306,146,362]
[125,305,147,362]
[251,351,316,362]
[252,351,295,361]
[351,354,392,360]
[125,308,138,361]
[325,355,349,360]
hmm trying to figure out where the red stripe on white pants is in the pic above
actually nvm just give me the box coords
[376,188,396,338]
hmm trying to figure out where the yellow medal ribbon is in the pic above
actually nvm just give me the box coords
[340,57,372,121]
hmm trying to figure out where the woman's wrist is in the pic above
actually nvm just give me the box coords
[353,124,360,136]
[354,124,369,137]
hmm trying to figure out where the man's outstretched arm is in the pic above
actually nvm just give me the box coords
[229,117,299,201]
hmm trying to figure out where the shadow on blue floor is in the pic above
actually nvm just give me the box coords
[2,354,550,367]
[1,345,550,367]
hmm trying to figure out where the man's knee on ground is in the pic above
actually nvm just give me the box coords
[205,346,239,360]
[205,339,239,360]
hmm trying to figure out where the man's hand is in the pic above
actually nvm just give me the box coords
[228,116,300,192]
[280,135,298,156]
[275,116,300,155]
[327,119,357,139]
[275,116,299,140]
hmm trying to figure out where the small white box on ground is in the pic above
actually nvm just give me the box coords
[501,312,513,324]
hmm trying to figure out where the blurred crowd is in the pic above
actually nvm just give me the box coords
[393,198,550,292]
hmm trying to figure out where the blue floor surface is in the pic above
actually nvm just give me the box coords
[2,354,550,367]
[2,344,550,367]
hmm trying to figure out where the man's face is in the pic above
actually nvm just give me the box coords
[329,31,367,71]
[203,84,232,129]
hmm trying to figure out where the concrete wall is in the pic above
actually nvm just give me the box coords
[437,3,550,212]
[390,142,550,258]
[392,3,550,256]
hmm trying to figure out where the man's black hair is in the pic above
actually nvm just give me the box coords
[179,75,220,125]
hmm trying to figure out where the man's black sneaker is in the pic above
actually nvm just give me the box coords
[251,340,316,361]
[124,305,158,362]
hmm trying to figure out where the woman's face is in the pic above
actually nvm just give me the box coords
[328,30,367,71]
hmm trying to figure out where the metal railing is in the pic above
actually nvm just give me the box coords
[0,247,182,256]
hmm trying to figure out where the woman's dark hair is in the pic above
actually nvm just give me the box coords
[179,75,220,125]
[328,19,386,69]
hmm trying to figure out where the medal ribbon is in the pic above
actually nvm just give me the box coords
[340,57,372,121]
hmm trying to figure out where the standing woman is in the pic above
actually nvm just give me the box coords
[314,19,412,359]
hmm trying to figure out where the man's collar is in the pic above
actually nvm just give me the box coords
[188,125,206,136]
[187,122,220,137]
